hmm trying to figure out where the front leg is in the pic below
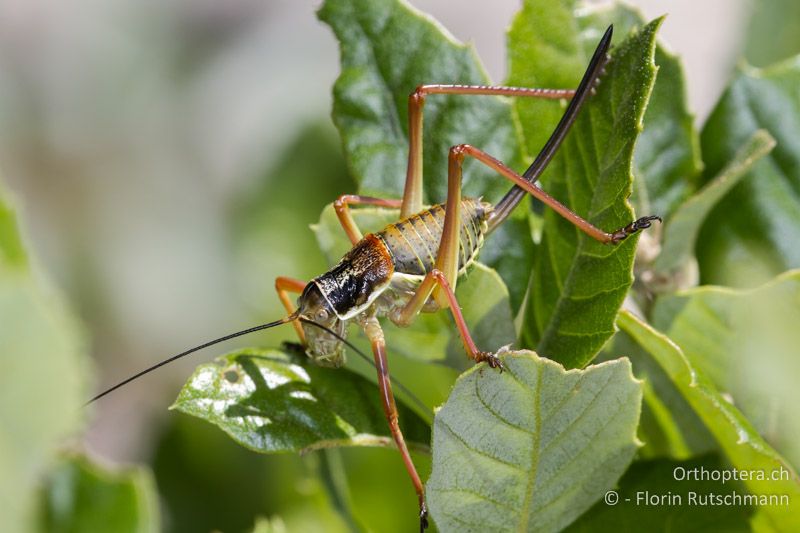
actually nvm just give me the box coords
[275,276,307,344]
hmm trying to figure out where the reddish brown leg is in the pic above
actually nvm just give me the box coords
[392,269,503,369]
[401,84,577,218]
[275,276,306,343]
[361,316,428,531]
[333,194,402,244]
[448,144,659,246]
[397,143,659,344]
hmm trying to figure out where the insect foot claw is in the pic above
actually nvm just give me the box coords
[419,502,429,532]
[477,351,505,372]
[610,215,662,244]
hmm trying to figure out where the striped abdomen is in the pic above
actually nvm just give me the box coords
[376,198,492,276]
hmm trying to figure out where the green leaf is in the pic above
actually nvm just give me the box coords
[617,310,800,531]
[0,188,88,533]
[427,350,642,532]
[697,60,800,287]
[318,0,525,204]
[229,122,355,351]
[311,204,516,366]
[652,130,776,282]
[598,331,715,461]
[252,516,288,533]
[151,414,354,533]
[318,0,535,314]
[475,213,537,314]
[511,9,661,368]
[652,270,800,470]
[632,33,703,219]
[37,455,158,533]
[744,0,800,68]
[0,188,27,269]
[547,3,702,219]
[173,347,430,453]
[565,455,753,532]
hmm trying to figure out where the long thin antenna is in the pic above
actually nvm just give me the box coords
[298,317,432,418]
[86,314,296,405]
[488,25,614,232]
[87,314,431,418]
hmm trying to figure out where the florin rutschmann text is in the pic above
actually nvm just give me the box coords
[602,466,792,508]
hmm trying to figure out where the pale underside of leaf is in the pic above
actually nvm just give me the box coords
[427,350,642,533]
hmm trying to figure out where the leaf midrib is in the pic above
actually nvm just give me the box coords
[517,360,542,532]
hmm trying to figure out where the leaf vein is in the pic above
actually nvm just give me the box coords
[438,415,520,469]
[431,487,518,512]
[475,374,532,434]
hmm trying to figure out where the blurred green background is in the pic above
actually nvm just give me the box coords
[1,0,798,531]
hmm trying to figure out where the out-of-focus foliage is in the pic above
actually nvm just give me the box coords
[653,270,800,469]
[600,328,716,461]
[652,130,774,281]
[151,414,353,533]
[745,0,800,68]
[37,455,158,533]
[618,311,800,531]
[0,187,89,532]
[0,189,27,268]
[2,185,162,532]
[697,60,800,287]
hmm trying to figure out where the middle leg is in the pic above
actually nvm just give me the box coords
[333,194,402,245]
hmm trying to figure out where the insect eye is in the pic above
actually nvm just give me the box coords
[316,309,329,322]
